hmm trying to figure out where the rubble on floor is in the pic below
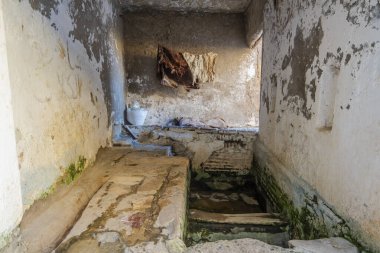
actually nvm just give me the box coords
[167,117,227,129]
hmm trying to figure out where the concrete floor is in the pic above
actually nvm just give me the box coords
[55,148,189,253]
[2,148,358,253]
[4,148,189,253]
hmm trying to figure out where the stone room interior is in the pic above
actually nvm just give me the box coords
[0,0,379,252]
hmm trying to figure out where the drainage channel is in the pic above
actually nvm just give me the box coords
[185,171,289,247]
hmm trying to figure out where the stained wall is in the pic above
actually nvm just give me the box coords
[259,0,380,251]
[124,12,261,127]
[2,0,124,211]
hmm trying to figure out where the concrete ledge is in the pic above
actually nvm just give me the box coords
[189,209,285,226]
[3,148,189,253]
[55,149,189,252]
[3,149,119,253]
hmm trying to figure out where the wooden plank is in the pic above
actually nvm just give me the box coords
[189,209,287,226]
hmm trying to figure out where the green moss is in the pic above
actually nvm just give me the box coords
[62,156,87,185]
[186,227,211,246]
[36,156,88,201]
[39,184,56,200]
[251,161,328,239]
[292,206,328,239]
[0,232,11,250]
[266,177,327,238]
[194,171,211,181]
[251,160,368,251]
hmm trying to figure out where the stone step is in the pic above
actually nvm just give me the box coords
[186,238,298,253]
[189,209,287,226]
[187,219,289,247]
[289,238,359,253]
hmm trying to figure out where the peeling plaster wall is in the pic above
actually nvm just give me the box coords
[259,0,380,251]
[2,0,124,209]
[124,12,261,127]
[0,1,23,248]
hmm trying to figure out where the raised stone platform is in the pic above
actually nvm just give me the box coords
[3,148,189,253]
[54,148,190,252]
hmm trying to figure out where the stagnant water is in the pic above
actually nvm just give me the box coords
[186,172,289,247]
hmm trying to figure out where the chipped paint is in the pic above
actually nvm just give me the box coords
[282,18,324,119]
[28,0,60,19]
[260,0,380,251]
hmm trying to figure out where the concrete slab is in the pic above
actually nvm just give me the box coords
[289,238,359,253]
[186,238,300,253]
[54,148,189,253]
[3,148,188,253]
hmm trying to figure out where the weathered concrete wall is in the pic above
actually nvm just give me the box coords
[0,2,23,248]
[259,0,380,251]
[124,12,261,127]
[244,0,265,48]
[2,0,124,209]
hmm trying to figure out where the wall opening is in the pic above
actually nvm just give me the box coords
[123,11,262,129]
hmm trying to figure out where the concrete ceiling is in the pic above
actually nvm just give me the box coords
[120,0,252,13]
